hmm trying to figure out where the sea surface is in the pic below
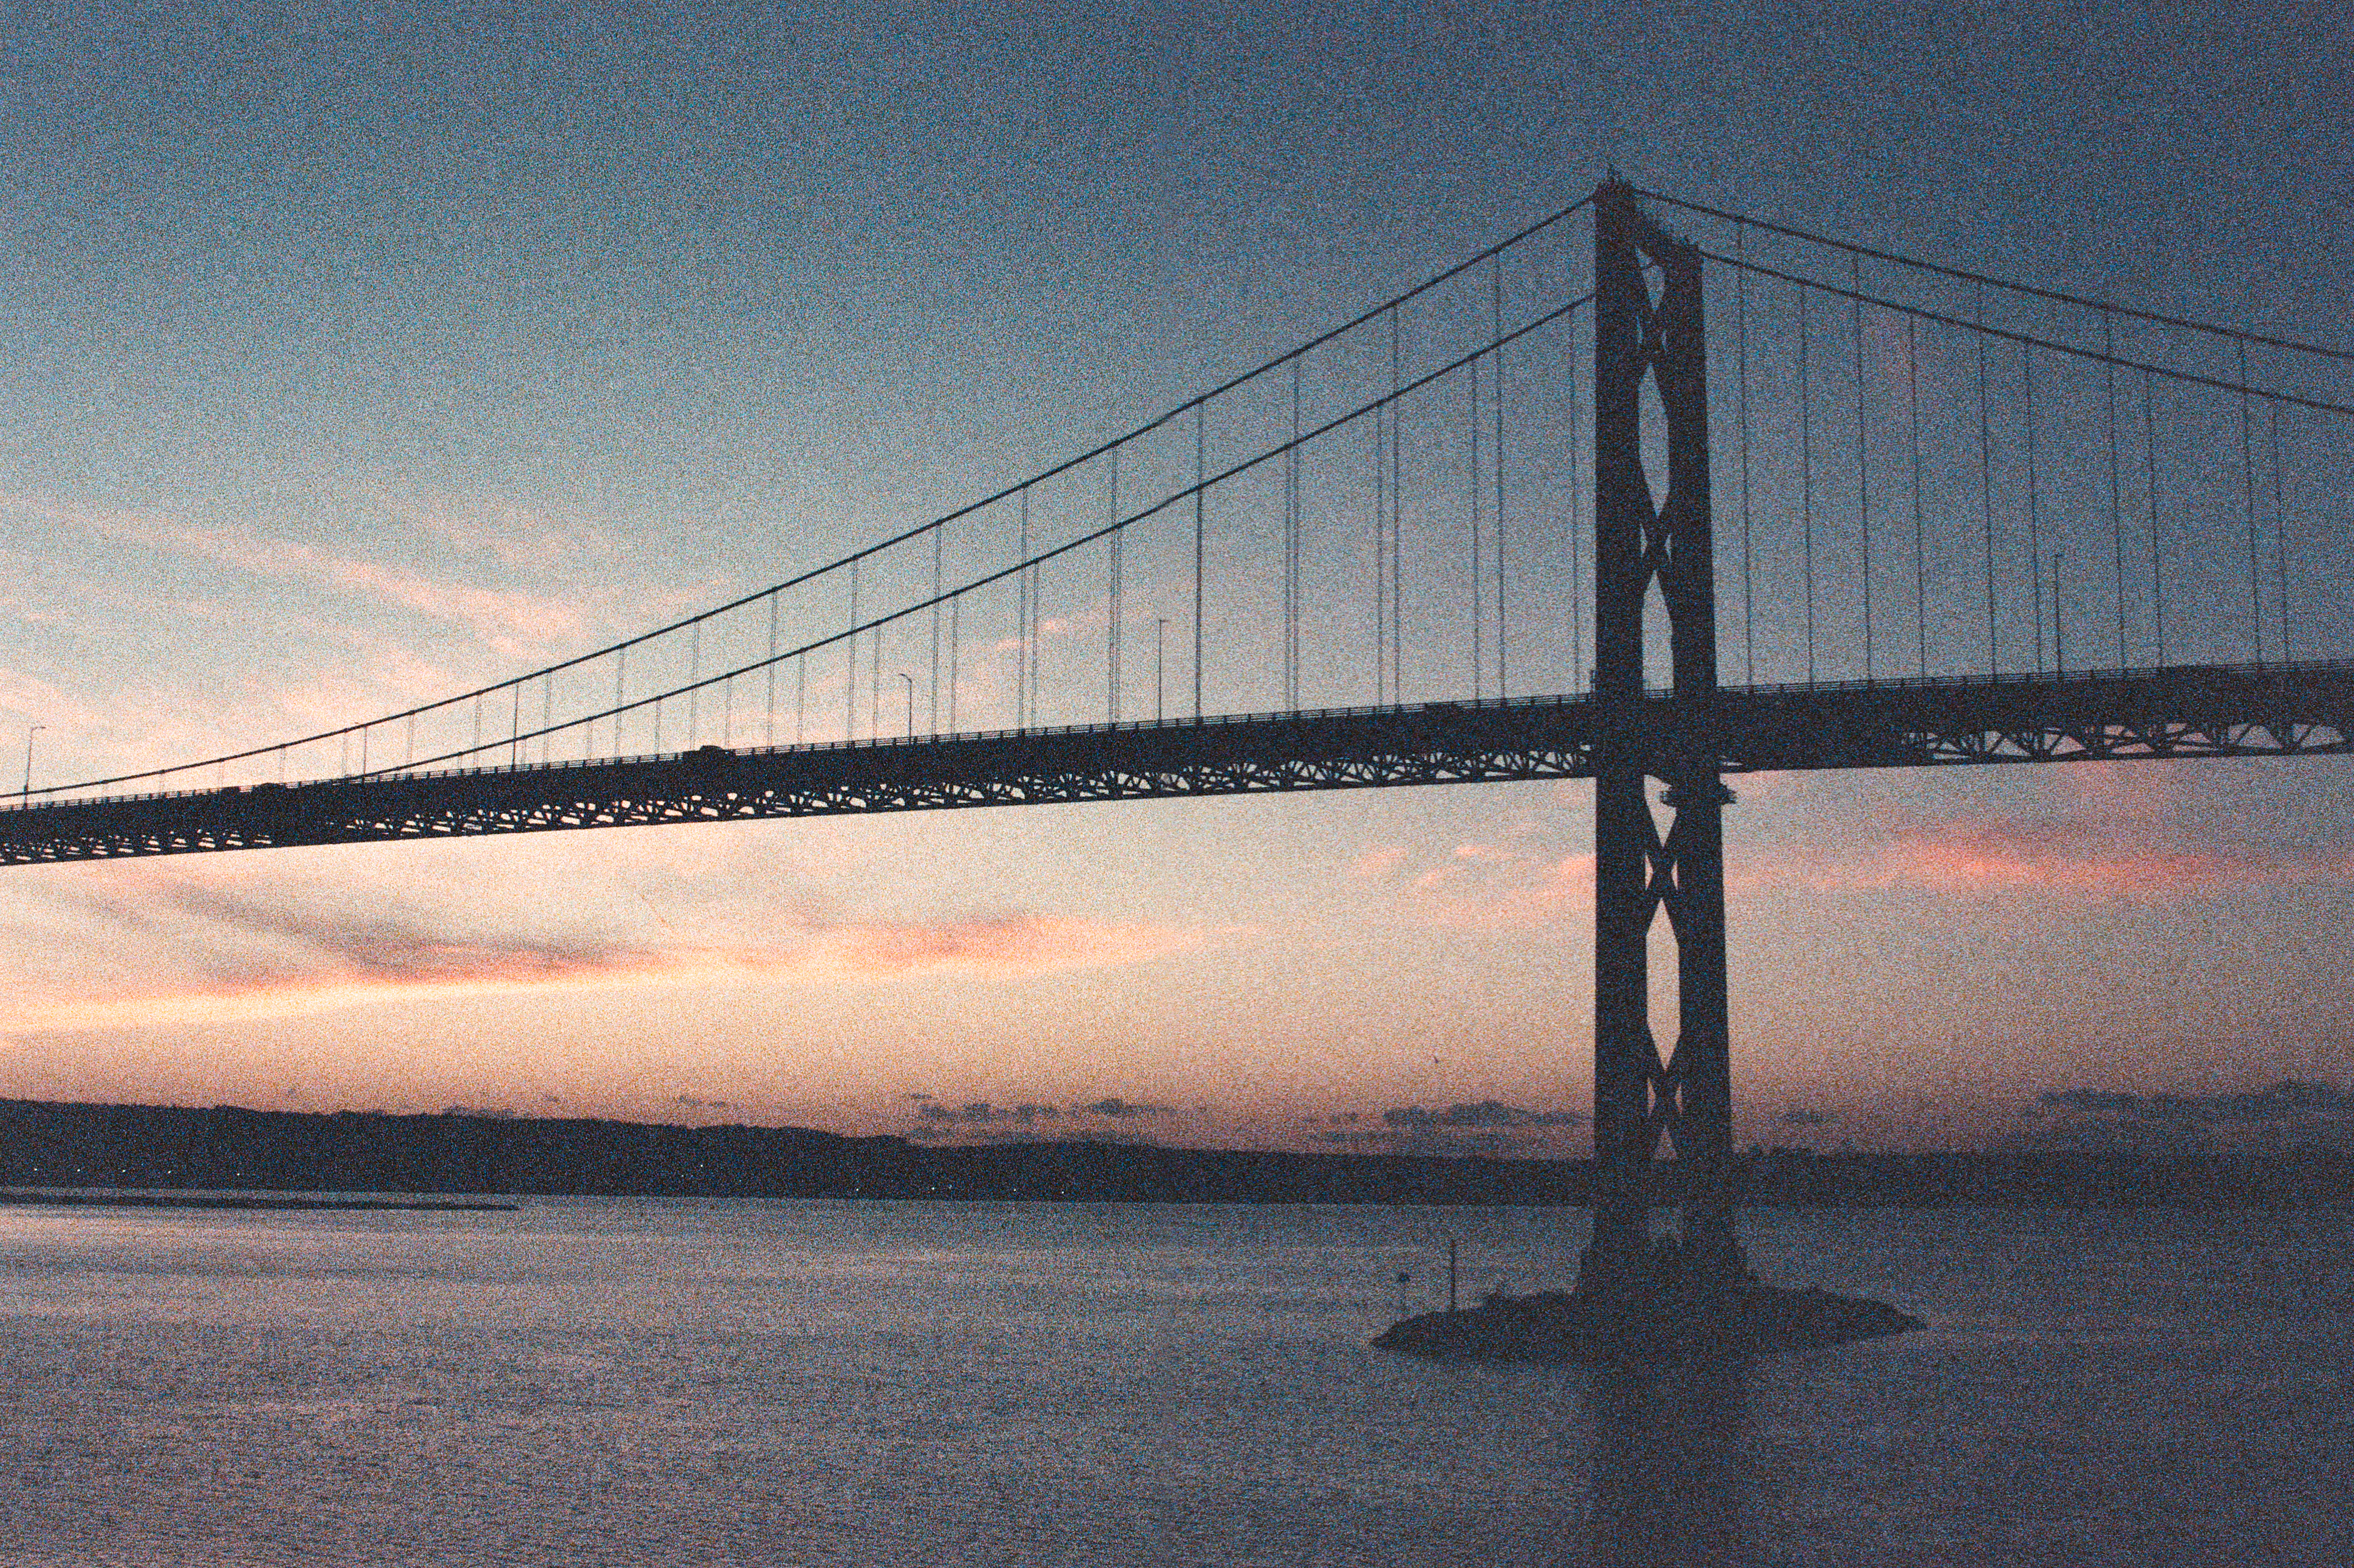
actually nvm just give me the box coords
[1,1197,2348,1566]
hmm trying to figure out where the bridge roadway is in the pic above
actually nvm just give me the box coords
[4,660,2351,864]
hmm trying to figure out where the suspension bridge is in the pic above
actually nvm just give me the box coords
[5,182,2349,1301]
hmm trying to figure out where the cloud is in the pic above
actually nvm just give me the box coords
[904,1099,1101,1145]
[6,878,1230,1033]
[1302,1098,1589,1158]
[1078,1096,1170,1118]
[1797,819,2354,903]
[381,491,624,573]
[1368,835,1595,928]
[2036,1081,2354,1126]
[913,1100,1060,1124]
[809,914,1232,978]
[90,514,598,657]
[127,879,636,986]
[5,490,665,661]
[987,611,1097,657]
[1382,1100,1582,1128]
[2017,1080,2354,1151]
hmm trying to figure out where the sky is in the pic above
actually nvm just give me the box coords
[2,1,2352,1157]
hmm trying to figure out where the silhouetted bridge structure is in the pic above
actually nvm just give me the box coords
[9,662,2353,860]
[6,182,2349,1309]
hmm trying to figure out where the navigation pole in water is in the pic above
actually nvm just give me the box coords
[1580,179,1741,1297]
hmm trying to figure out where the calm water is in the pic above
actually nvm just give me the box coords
[1,1198,2348,1566]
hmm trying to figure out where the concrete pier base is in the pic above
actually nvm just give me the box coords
[1373,1245,1920,1364]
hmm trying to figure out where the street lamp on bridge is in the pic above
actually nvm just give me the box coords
[897,672,914,739]
[21,723,43,810]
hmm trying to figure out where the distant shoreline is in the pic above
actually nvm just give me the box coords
[1,1190,516,1212]
[3,1098,2351,1207]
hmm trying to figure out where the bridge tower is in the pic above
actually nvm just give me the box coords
[1579,180,1744,1298]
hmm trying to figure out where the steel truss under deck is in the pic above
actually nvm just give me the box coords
[2,664,2349,865]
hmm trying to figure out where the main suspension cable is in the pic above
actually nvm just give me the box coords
[1633,184,2354,363]
[1702,250,2354,417]
[332,291,1597,782]
[52,194,1607,800]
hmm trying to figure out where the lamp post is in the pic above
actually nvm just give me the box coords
[898,672,914,739]
[1155,619,1167,723]
[21,723,44,809]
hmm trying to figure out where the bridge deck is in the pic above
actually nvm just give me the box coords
[5,661,2351,863]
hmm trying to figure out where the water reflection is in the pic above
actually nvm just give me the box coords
[1586,1359,1752,1567]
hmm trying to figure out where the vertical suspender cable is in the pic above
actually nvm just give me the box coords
[542,676,553,765]
[1108,449,1122,721]
[2104,312,2125,668]
[2144,371,2164,667]
[2270,404,2290,662]
[1373,403,1387,703]
[1193,403,1206,720]
[929,526,943,734]
[610,654,624,752]
[2051,549,2064,673]
[1491,257,1507,699]
[1852,256,1871,680]
[1023,495,1038,722]
[1469,359,1482,700]
[1976,287,1997,673]
[1390,305,1405,701]
[1570,299,1584,692]
[1736,227,1755,687]
[845,561,859,741]
[948,598,960,733]
[1906,315,1926,677]
[1017,493,1031,729]
[2238,341,2263,661]
[2024,343,2041,672]
[794,652,805,743]
[687,623,700,748]
[767,591,780,745]
[1288,355,1302,709]
[1798,282,1816,683]
[870,627,880,742]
